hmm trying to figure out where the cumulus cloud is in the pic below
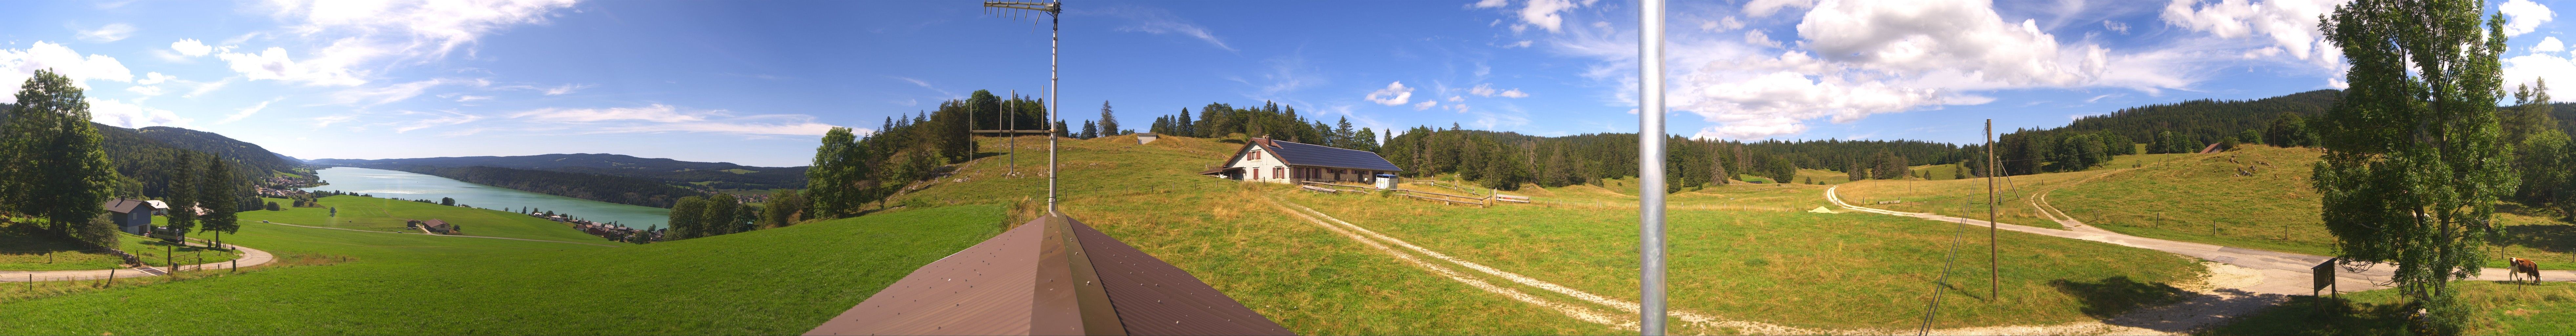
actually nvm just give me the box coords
[87,98,191,128]
[1098,6,1235,52]
[1497,88,1529,98]
[2500,0,2554,37]
[1745,0,1816,17]
[217,46,370,86]
[1364,81,1415,106]
[219,99,279,124]
[137,72,174,85]
[1414,100,1438,110]
[2540,37,2567,53]
[76,23,137,43]
[1744,30,1782,48]
[126,86,164,96]
[2159,0,2342,68]
[171,39,214,57]
[1469,83,1532,98]
[2506,51,2576,99]
[0,41,135,91]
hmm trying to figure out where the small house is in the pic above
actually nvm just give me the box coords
[1199,137,1402,185]
[101,199,156,235]
[143,200,171,216]
[419,219,454,234]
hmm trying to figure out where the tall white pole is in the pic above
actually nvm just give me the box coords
[1637,0,1667,335]
[1046,0,1059,215]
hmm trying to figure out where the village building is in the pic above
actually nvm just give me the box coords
[1198,137,1401,185]
[101,199,157,235]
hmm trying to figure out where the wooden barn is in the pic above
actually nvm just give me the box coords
[1198,137,1401,185]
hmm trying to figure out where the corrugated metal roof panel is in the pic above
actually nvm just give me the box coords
[1256,138,1401,172]
[805,221,1044,335]
[1071,219,1296,336]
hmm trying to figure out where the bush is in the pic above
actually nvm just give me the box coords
[77,214,119,248]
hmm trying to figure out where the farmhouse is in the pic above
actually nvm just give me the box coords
[1198,137,1401,185]
[101,199,157,235]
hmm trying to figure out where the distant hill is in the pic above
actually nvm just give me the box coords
[310,153,808,190]
[125,126,304,176]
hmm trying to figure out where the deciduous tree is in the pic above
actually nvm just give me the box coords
[2315,2,2514,332]
[0,69,119,245]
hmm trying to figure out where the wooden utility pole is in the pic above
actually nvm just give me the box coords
[1986,119,1998,301]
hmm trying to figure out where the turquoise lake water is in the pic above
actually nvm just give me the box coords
[302,167,672,229]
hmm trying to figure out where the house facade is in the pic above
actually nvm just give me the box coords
[101,199,156,235]
[1199,137,1402,185]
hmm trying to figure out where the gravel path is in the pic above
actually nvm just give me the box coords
[0,239,275,283]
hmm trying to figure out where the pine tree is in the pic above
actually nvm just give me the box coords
[1098,100,1120,136]
[199,156,242,247]
[2316,2,2514,332]
[165,152,200,236]
[1081,120,1098,139]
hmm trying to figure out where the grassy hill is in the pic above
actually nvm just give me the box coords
[247,195,616,244]
[0,204,1003,334]
[2043,145,2576,270]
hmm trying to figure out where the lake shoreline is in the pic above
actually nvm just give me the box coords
[301,167,672,230]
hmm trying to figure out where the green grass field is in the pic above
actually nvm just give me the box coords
[0,220,126,271]
[890,134,2210,333]
[1280,182,2206,330]
[242,195,612,244]
[2204,281,2576,335]
[0,204,1004,335]
[2045,145,2576,270]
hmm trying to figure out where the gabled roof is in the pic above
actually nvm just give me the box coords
[1238,137,1402,172]
[143,200,170,210]
[806,215,1291,335]
[102,199,153,214]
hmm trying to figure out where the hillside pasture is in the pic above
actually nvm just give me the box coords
[2205,281,2576,335]
[243,195,612,244]
[0,204,1002,335]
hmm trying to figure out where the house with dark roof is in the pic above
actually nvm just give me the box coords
[101,199,156,235]
[1199,137,1402,185]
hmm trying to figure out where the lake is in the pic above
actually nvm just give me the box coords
[302,167,672,229]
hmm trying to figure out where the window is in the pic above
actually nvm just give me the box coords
[1273,167,1283,179]
[1247,150,1260,161]
[1253,169,1260,180]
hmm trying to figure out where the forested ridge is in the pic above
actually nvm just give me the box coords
[0,107,292,200]
[396,165,703,208]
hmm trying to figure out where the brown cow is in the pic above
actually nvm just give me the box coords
[2509,258,2541,284]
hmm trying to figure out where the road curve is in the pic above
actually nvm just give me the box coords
[0,240,275,283]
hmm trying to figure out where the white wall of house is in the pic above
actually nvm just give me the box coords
[1225,147,1293,183]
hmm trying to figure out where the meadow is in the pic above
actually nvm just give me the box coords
[248,195,612,244]
[894,135,2209,333]
[0,204,1002,334]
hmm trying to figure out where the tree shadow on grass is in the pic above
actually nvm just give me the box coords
[0,221,94,254]
[2502,223,2576,255]
[2199,295,2416,335]
[2049,276,2189,318]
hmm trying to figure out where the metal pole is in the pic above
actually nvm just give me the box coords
[1046,0,1059,215]
[1985,119,1998,301]
[1011,89,1018,176]
[1637,0,1667,334]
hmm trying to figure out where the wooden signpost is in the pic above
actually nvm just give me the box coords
[2313,258,2338,314]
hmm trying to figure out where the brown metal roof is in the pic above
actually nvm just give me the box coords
[101,199,152,214]
[805,215,1293,336]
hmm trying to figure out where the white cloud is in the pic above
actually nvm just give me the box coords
[219,99,279,124]
[87,98,191,128]
[1447,95,1464,103]
[76,23,137,43]
[581,118,845,136]
[1414,100,1438,110]
[1745,30,1783,48]
[1704,17,1746,32]
[2104,20,2131,34]
[171,39,214,57]
[219,0,576,86]
[891,76,955,97]
[330,79,452,106]
[390,110,483,133]
[136,72,174,85]
[2540,37,2567,53]
[1364,81,1415,106]
[1469,83,1532,98]
[184,78,229,98]
[1746,0,1816,17]
[455,95,493,102]
[1100,6,1235,52]
[217,46,371,86]
[2159,0,2343,67]
[1516,0,1579,32]
[0,42,136,91]
[509,104,705,123]
[542,83,594,95]
[2500,0,2554,37]
[126,85,164,96]
[1472,0,1509,9]
[2506,52,2576,99]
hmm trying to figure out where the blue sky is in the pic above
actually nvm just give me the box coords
[4,0,2573,167]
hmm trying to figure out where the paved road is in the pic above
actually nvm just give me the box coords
[1825,186,2575,295]
[0,239,275,283]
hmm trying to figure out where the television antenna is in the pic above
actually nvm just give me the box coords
[982,0,1061,214]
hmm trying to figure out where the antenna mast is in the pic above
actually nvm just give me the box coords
[982,0,1062,214]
